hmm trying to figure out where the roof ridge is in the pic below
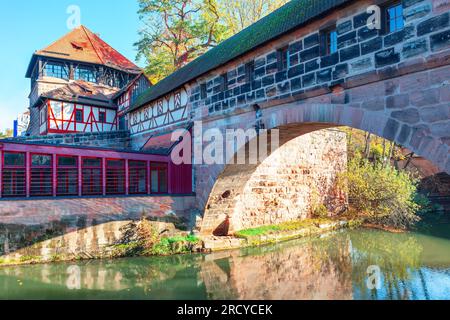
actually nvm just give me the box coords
[80,25,105,65]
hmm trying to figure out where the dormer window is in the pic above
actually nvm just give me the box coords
[320,27,338,56]
[383,2,404,34]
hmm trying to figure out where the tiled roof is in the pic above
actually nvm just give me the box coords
[26,25,141,77]
[35,80,120,109]
[129,0,351,112]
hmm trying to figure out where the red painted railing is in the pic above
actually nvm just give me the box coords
[0,141,192,199]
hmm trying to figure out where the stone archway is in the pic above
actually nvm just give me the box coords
[199,103,449,236]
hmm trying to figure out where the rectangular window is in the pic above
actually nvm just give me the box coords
[30,154,52,197]
[44,63,69,80]
[245,61,255,83]
[75,109,83,123]
[150,162,168,194]
[2,152,26,197]
[200,83,207,99]
[106,159,125,195]
[384,2,404,34]
[320,28,338,56]
[82,158,102,196]
[74,66,96,83]
[277,47,289,71]
[57,156,78,196]
[129,161,147,194]
[99,111,106,123]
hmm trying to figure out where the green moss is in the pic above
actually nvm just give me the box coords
[19,255,40,263]
[235,218,331,239]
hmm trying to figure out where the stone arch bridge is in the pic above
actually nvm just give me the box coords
[127,0,450,235]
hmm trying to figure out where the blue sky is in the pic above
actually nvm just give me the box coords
[0,0,143,131]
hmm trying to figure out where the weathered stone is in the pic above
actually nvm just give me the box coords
[302,73,316,87]
[417,12,449,36]
[358,26,379,41]
[383,119,400,141]
[320,52,339,68]
[410,88,440,107]
[353,11,371,28]
[333,63,349,80]
[386,93,410,109]
[289,40,303,53]
[404,3,431,22]
[290,77,302,91]
[402,38,428,58]
[288,64,305,78]
[419,104,450,123]
[430,121,450,138]
[391,108,421,124]
[383,26,415,47]
[337,20,353,35]
[362,98,385,111]
[361,37,383,55]
[316,68,332,83]
[338,31,357,49]
[305,59,320,73]
[300,46,320,62]
[350,57,373,72]
[375,48,400,68]
[290,53,300,66]
[340,44,361,62]
[430,29,450,52]
[262,75,275,87]
[304,33,319,49]
[397,124,412,144]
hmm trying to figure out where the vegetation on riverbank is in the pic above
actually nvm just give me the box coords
[111,219,201,258]
[340,128,432,230]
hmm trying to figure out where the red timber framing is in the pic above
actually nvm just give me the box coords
[42,100,118,135]
[0,142,192,199]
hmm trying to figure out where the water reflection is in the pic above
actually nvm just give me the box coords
[0,226,449,300]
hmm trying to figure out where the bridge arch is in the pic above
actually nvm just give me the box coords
[199,100,450,236]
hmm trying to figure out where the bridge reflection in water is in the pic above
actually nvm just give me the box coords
[0,223,450,300]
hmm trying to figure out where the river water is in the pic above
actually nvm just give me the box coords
[0,218,449,300]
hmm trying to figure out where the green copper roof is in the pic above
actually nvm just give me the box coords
[130,0,351,112]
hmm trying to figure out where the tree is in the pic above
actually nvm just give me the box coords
[135,0,288,83]
[218,0,288,35]
[135,0,230,83]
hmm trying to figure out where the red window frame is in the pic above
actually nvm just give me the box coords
[1,152,26,197]
[106,159,125,195]
[98,111,106,123]
[150,162,168,194]
[56,155,78,196]
[75,108,84,123]
[82,157,102,196]
[30,153,53,197]
[129,160,148,195]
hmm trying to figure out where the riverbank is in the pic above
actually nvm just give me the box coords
[0,217,364,267]
[202,218,363,252]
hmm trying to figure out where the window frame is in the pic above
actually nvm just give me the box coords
[150,162,168,194]
[382,1,404,35]
[200,83,207,99]
[81,157,103,196]
[320,26,338,56]
[128,160,148,195]
[277,47,289,72]
[245,61,255,83]
[98,111,106,124]
[105,158,126,195]
[56,155,79,196]
[29,153,53,197]
[1,151,26,198]
[75,108,84,123]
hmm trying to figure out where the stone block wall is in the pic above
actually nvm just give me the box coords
[188,0,449,117]
[0,195,196,256]
[13,130,132,149]
[201,128,348,235]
